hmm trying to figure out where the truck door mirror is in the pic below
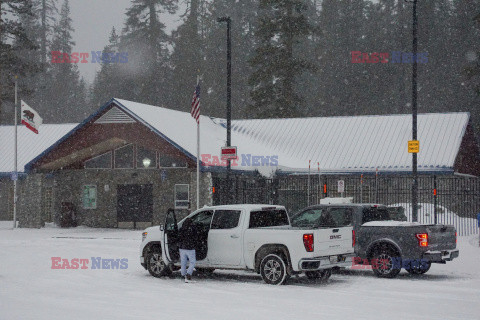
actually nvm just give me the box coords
[159,224,164,231]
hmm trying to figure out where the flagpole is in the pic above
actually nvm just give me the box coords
[196,75,200,210]
[13,76,18,229]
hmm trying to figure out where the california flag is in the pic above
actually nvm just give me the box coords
[21,100,43,134]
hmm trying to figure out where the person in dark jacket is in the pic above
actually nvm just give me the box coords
[178,218,199,282]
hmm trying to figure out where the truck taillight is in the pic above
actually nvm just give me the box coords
[352,230,356,247]
[455,232,457,243]
[416,233,428,247]
[303,234,314,252]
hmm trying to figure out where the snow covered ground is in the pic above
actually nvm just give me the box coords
[1,221,479,320]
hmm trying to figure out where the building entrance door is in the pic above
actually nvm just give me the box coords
[117,184,153,229]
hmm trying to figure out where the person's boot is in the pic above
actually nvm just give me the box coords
[185,274,193,283]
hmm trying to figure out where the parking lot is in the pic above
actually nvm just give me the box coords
[1,222,479,320]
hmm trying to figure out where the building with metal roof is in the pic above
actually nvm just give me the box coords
[1,98,478,228]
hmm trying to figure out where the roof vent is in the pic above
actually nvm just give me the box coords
[95,107,136,124]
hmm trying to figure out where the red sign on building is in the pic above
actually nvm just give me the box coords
[221,147,237,160]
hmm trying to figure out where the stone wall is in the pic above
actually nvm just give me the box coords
[17,174,44,228]
[0,178,13,220]
[35,168,214,228]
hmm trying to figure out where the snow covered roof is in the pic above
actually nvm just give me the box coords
[114,99,469,175]
[226,112,470,175]
[12,98,471,176]
[0,124,77,175]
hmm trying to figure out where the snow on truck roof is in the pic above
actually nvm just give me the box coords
[1,98,470,175]
[200,204,286,210]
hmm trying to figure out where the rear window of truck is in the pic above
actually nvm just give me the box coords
[291,207,353,228]
[249,209,289,228]
[362,207,407,224]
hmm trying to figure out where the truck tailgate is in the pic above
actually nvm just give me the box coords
[427,225,456,250]
[314,226,354,256]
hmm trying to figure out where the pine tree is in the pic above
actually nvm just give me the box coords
[121,0,178,106]
[39,0,57,66]
[169,0,203,112]
[91,27,127,106]
[43,0,88,122]
[199,0,258,118]
[0,0,38,123]
[248,0,314,118]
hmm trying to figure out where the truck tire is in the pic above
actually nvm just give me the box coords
[146,250,171,278]
[371,247,401,278]
[406,261,431,275]
[305,269,332,281]
[260,254,288,285]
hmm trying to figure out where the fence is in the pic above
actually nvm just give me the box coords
[212,174,480,236]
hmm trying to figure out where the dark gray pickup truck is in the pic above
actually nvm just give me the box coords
[291,204,459,278]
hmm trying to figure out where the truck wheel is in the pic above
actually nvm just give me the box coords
[260,254,288,285]
[406,261,431,275]
[372,248,401,278]
[146,251,171,278]
[305,269,332,281]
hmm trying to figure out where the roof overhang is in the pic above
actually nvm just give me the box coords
[25,98,197,172]
[37,138,127,171]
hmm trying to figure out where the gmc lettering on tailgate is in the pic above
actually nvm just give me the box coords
[330,235,342,240]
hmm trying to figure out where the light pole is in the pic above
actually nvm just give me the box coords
[217,16,232,202]
[406,0,419,222]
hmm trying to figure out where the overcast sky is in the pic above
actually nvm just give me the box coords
[69,0,182,84]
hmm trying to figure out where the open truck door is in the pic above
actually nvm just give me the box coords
[164,208,180,262]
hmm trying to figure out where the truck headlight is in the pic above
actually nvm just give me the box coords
[142,232,148,241]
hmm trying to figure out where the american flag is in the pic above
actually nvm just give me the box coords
[191,84,200,124]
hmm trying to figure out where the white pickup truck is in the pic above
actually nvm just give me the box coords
[140,204,355,285]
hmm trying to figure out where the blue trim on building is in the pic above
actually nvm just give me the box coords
[0,172,28,179]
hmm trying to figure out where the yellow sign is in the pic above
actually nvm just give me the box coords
[408,140,420,153]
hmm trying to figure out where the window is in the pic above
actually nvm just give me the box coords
[160,153,187,168]
[114,144,134,168]
[211,210,241,229]
[386,207,408,221]
[175,184,189,209]
[137,146,157,169]
[190,210,214,227]
[328,208,354,227]
[291,208,326,228]
[85,152,112,169]
[249,209,289,228]
[362,207,390,224]
[165,209,178,232]
[82,185,97,209]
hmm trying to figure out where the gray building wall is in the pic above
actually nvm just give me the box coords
[17,174,44,228]
[16,168,213,228]
[0,178,13,221]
